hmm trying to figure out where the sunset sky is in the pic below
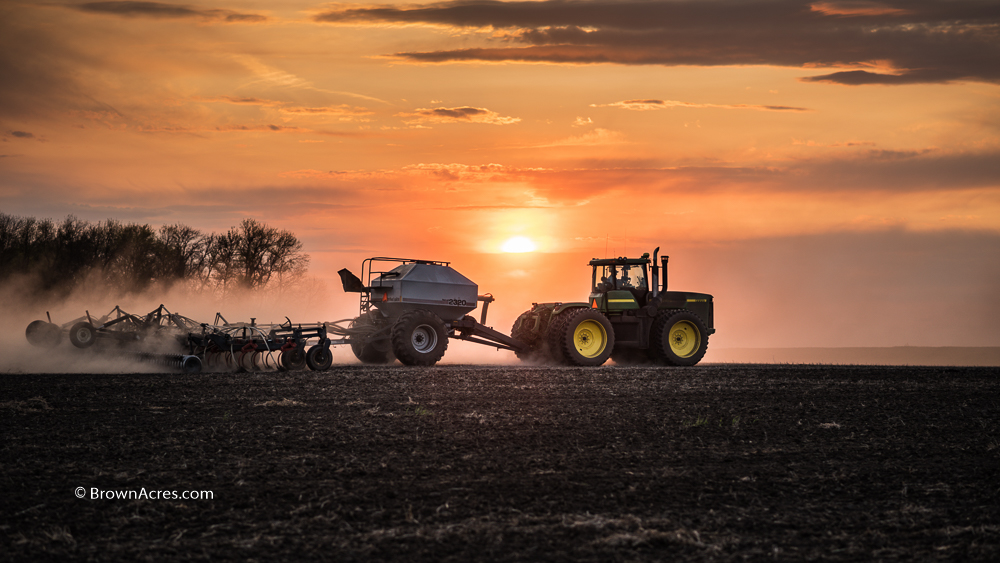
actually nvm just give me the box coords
[2,0,999,353]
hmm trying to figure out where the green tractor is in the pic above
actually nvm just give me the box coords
[511,248,714,366]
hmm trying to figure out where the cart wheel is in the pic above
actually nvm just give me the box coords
[281,348,307,371]
[350,313,395,364]
[26,320,62,348]
[69,322,97,349]
[391,309,448,366]
[306,346,333,371]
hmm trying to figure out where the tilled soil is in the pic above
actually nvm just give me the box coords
[2,364,999,561]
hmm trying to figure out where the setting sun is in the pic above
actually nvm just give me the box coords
[501,236,537,253]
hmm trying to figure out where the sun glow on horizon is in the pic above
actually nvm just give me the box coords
[501,236,537,253]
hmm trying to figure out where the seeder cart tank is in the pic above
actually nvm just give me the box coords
[337,257,527,366]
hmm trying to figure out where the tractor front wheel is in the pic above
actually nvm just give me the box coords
[651,310,709,366]
[391,309,448,366]
[554,308,614,366]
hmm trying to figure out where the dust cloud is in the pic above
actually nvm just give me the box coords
[1,270,334,373]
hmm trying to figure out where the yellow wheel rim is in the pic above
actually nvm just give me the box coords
[574,319,607,358]
[669,320,701,358]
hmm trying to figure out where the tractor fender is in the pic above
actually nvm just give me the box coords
[552,302,590,316]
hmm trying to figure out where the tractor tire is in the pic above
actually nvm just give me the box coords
[391,309,448,366]
[553,308,615,367]
[306,346,334,371]
[69,322,97,349]
[650,310,709,366]
[545,310,573,364]
[510,309,549,362]
[26,320,61,349]
[281,348,307,371]
[611,346,652,365]
[350,313,395,364]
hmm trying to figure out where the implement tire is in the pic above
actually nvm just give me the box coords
[69,322,97,349]
[26,320,61,349]
[391,309,448,366]
[650,310,709,366]
[281,348,307,371]
[554,308,614,367]
[306,346,334,371]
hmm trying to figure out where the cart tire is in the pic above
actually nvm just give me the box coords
[281,348,307,371]
[554,308,614,366]
[391,309,448,366]
[26,320,62,349]
[69,322,97,349]
[650,310,709,366]
[350,313,395,364]
[306,346,333,371]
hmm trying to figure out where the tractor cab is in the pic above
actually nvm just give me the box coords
[590,253,652,311]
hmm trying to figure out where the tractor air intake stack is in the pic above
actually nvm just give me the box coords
[662,256,669,292]
[651,247,660,298]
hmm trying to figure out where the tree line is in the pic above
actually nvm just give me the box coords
[0,213,309,299]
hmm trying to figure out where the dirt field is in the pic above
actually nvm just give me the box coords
[3,364,999,561]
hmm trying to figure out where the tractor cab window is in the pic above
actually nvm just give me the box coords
[620,264,648,291]
[596,264,648,292]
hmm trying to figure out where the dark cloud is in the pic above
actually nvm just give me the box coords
[427,107,487,119]
[314,0,1000,85]
[10,131,34,138]
[398,106,521,124]
[73,2,269,23]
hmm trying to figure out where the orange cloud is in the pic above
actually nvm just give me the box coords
[592,99,811,112]
[809,2,911,17]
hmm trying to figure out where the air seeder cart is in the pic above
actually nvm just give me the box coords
[336,257,528,366]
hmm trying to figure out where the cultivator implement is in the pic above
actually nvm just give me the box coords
[25,305,337,374]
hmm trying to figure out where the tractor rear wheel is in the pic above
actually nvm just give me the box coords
[553,308,615,366]
[306,346,334,371]
[26,320,61,349]
[650,310,709,366]
[69,322,97,349]
[391,309,448,366]
[511,309,549,362]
